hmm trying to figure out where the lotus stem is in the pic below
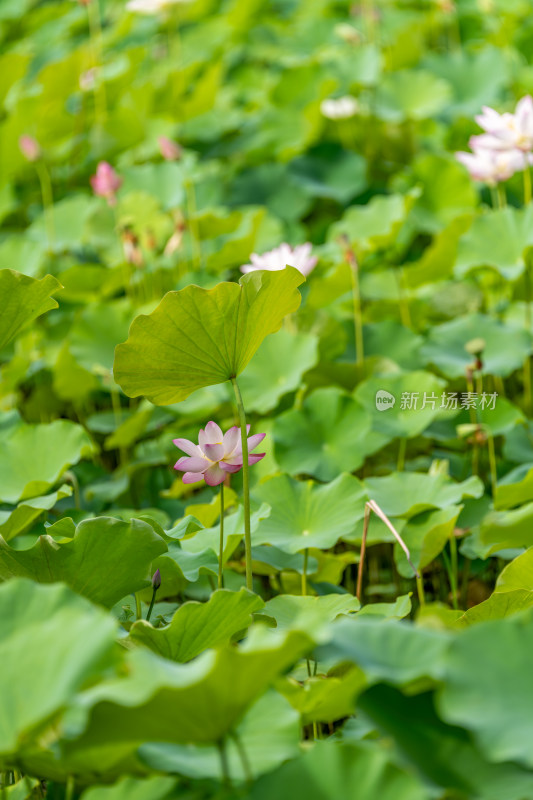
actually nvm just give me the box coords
[35,160,55,253]
[301,548,308,596]
[218,482,225,589]
[524,164,532,205]
[356,502,371,602]
[231,377,253,591]
[135,592,142,621]
[65,776,75,800]
[231,731,253,785]
[217,738,231,787]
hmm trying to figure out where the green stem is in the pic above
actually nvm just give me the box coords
[348,256,364,366]
[442,543,458,610]
[231,731,253,785]
[231,377,253,591]
[65,776,75,800]
[356,502,371,602]
[301,548,308,596]
[87,0,107,121]
[185,178,203,271]
[63,470,81,510]
[146,587,158,622]
[218,482,225,589]
[416,573,426,606]
[35,160,55,252]
[487,431,498,496]
[497,183,506,208]
[524,164,532,205]
[217,738,231,787]
[397,438,406,471]
[395,268,411,328]
[135,592,142,621]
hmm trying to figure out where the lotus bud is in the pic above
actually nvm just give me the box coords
[19,135,41,163]
[152,568,161,590]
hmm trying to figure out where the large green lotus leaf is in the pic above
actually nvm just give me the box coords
[0,419,93,504]
[70,301,133,374]
[402,154,477,234]
[139,691,300,782]
[328,193,413,256]
[374,69,451,122]
[278,665,365,725]
[249,740,431,800]
[263,594,360,639]
[403,217,471,289]
[81,776,178,800]
[359,685,533,800]
[494,463,533,510]
[114,268,304,404]
[477,502,533,556]
[0,579,116,760]
[252,474,367,554]
[0,270,61,351]
[364,472,482,519]
[354,371,447,440]
[121,163,185,210]
[363,321,424,371]
[178,502,271,557]
[394,506,462,578]
[357,594,412,620]
[318,616,450,686]
[438,609,533,767]
[62,628,311,765]
[458,547,533,626]
[252,545,318,576]
[455,206,533,281]
[273,388,387,481]
[0,517,167,607]
[425,47,509,118]
[289,146,367,204]
[0,484,72,542]
[129,588,264,662]
[421,313,532,379]
[230,328,319,414]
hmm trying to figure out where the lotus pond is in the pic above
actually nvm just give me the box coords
[4,0,533,798]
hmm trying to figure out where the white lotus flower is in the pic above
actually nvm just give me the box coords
[320,96,359,120]
[455,147,528,185]
[240,243,317,276]
[126,0,191,14]
[475,96,533,152]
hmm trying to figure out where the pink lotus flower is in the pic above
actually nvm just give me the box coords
[241,243,317,276]
[455,147,527,185]
[158,136,182,161]
[126,0,191,13]
[475,96,533,152]
[90,161,122,206]
[174,421,265,486]
[19,135,41,162]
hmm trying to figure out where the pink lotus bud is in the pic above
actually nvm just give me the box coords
[19,135,41,163]
[152,569,161,590]
[90,161,122,206]
[158,136,182,161]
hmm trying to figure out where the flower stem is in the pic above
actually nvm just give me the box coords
[487,430,498,496]
[348,251,364,366]
[65,776,75,800]
[416,573,426,606]
[35,160,55,252]
[218,482,225,589]
[146,586,158,622]
[231,377,253,591]
[524,165,532,205]
[135,592,142,621]
[356,502,371,602]
[217,738,231,787]
[231,731,253,785]
[301,548,308,596]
